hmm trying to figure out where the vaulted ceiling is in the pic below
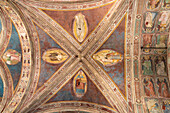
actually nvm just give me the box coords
[0,0,169,113]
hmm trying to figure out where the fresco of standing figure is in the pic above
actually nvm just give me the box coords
[157,78,169,97]
[155,56,167,76]
[142,55,154,75]
[143,77,156,96]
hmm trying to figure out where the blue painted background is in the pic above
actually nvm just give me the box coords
[5,23,22,90]
[35,25,69,90]
[94,17,125,96]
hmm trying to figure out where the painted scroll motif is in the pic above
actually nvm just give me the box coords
[73,13,88,42]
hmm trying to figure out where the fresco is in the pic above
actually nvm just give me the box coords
[93,49,123,66]
[41,3,114,43]
[42,48,68,64]
[157,11,169,32]
[141,55,154,76]
[73,13,88,43]
[4,23,22,90]
[143,77,156,97]
[147,0,161,9]
[163,0,170,8]
[3,49,21,65]
[156,77,169,97]
[47,73,112,108]
[161,100,170,113]
[142,34,154,53]
[154,34,168,54]
[154,56,167,76]
[93,17,125,96]
[35,25,69,89]
[73,70,87,98]
[145,98,162,113]
[143,12,157,33]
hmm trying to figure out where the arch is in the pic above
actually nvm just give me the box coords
[34,101,117,113]
[0,8,13,112]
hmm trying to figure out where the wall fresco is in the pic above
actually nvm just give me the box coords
[139,0,170,112]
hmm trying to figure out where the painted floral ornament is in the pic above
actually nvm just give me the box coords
[93,49,123,66]
[42,48,68,64]
[3,49,21,65]
[73,13,88,42]
[73,70,87,98]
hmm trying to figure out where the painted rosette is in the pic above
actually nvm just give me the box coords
[73,13,88,43]
[93,49,123,66]
[42,48,68,64]
[73,70,87,98]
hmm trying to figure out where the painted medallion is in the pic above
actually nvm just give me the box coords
[73,13,88,43]
[93,49,123,66]
[73,70,87,98]
[42,48,68,64]
[3,49,21,65]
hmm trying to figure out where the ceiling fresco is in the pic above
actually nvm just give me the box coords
[0,0,169,113]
